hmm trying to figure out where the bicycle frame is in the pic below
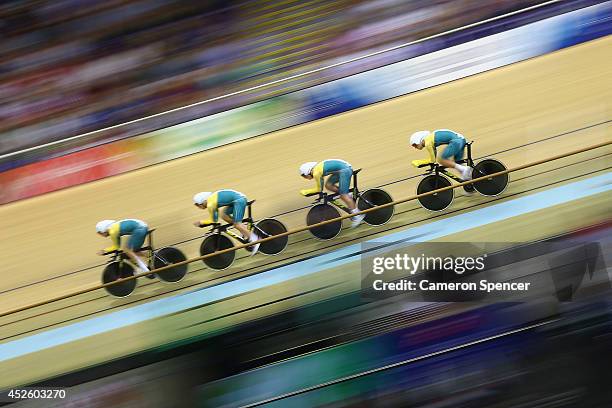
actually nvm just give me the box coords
[350,168,362,201]
[438,167,463,183]
[106,230,156,269]
[461,141,475,168]
[204,200,271,242]
[307,169,370,214]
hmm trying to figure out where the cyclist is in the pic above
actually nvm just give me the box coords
[193,190,260,255]
[96,219,154,278]
[299,159,365,228]
[410,129,472,180]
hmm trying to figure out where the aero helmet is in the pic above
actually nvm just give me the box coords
[193,192,212,205]
[299,162,317,176]
[410,131,430,146]
[96,220,115,233]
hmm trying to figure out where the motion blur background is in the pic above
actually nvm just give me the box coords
[1,0,540,157]
[0,0,611,407]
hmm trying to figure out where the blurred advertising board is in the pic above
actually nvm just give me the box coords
[0,139,143,203]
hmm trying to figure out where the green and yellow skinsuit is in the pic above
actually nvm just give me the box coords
[104,219,149,252]
[196,189,248,226]
[411,129,466,167]
[300,159,353,196]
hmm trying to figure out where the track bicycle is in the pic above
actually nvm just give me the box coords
[416,141,509,211]
[198,200,289,270]
[304,168,394,240]
[101,229,187,297]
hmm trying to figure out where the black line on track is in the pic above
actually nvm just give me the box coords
[183,284,339,329]
[0,281,339,344]
[241,319,557,407]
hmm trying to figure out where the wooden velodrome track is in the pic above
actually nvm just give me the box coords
[0,37,610,387]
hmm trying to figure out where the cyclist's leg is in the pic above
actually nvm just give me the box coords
[440,139,470,179]
[455,138,471,179]
[220,206,234,223]
[233,198,259,253]
[454,142,465,162]
[438,142,458,168]
[230,199,250,240]
[325,174,350,208]
[336,167,363,226]
[336,168,356,210]
[335,167,362,226]
[221,204,243,238]
[325,173,339,193]
[126,227,150,272]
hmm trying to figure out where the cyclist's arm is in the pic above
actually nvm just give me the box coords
[195,194,221,226]
[411,134,436,167]
[300,164,325,195]
[197,206,217,226]
[210,206,219,223]
[104,223,121,252]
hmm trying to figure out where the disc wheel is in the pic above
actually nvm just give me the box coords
[357,188,394,226]
[154,247,188,283]
[200,234,235,270]
[417,174,453,211]
[306,203,342,240]
[102,261,136,298]
[254,218,289,255]
[472,159,509,196]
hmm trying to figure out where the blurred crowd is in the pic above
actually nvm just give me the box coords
[0,0,540,155]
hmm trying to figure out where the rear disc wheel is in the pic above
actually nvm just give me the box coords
[357,188,394,226]
[472,159,508,196]
[254,218,289,255]
[154,247,188,283]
